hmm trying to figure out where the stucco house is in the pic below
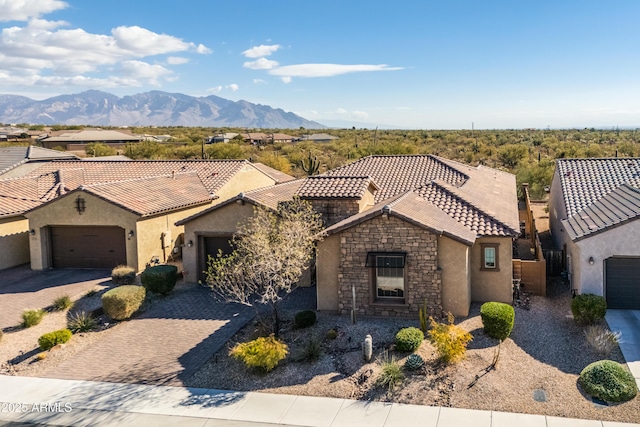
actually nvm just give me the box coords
[549,158,640,309]
[0,159,291,272]
[178,154,520,317]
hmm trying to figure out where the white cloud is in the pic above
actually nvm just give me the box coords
[196,44,212,54]
[119,61,173,85]
[243,57,279,70]
[281,76,292,84]
[111,26,201,56]
[167,56,189,65]
[269,63,402,78]
[253,78,267,84]
[207,86,223,93]
[0,0,68,22]
[352,110,369,120]
[242,44,281,58]
[227,83,239,91]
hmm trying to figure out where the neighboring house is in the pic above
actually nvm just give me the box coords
[242,133,269,145]
[38,129,144,150]
[0,146,79,179]
[178,154,520,317]
[549,158,640,309]
[268,133,296,143]
[0,159,290,272]
[208,133,239,143]
[300,133,339,143]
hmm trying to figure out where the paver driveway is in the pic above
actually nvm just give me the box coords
[42,283,255,386]
[0,265,111,329]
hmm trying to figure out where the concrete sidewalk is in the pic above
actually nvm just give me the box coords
[0,375,638,427]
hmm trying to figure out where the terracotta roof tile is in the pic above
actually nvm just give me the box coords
[296,176,377,199]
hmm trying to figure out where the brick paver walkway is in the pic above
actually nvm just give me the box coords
[0,266,111,329]
[42,283,255,386]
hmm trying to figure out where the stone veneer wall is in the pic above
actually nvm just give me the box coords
[309,199,361,227]
[337,215,442,318]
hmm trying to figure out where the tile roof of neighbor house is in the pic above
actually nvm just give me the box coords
[0,146,78,175]
[556,158,640,218]
[562,183,640,241]
[251,163,296,183]
[39,130,144,143]
[297,176,379,199]
[0,159,270,218]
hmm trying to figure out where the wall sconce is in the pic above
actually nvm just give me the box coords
[29,229,35,235]
[127,230,135,240]
[187,240,193,248]
[75,196,86,214]
[381,204,391,219]
[588,256,594,265]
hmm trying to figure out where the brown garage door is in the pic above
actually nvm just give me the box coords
[198,235,233,282]
[50,226,126,268]
[605,257,640,309]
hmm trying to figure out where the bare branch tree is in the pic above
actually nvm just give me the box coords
[204,197,324,336]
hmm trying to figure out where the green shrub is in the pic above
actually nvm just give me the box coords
[571,294,607,325]
[21,309,45,328]
[140,265,178,295]
[480,302,515,340]
[428,314,473,364]
[111,265,136,286]
[395,327,424,352]
[230,335,288,372]
[404,353,425,371]
[376,353,404,391]
[52,295,74,311]
[294,310,317,329]
[584,325,621,356]
[101,285,146,320]
[38,329,72,351]
[579,360,638,402]
[67,311,97,333]
[298,337,322,362]
[85,289,98,298]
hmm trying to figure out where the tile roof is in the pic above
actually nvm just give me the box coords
[296,176,378,199]
[78,172,213,217]
[556,158,640,218]
[40,130,143,142]
[325,155,469,202]
[563,184,640,241]
[0,146,77,175]
[251,163,296,183]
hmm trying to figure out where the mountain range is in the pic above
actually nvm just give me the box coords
[0,90,325,129]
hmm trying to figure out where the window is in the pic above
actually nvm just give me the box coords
[366,252,406,300]
[481,243,500,271]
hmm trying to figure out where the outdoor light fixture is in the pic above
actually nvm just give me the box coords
[75,196,86,214]
[187,240,193,248]
[588,256,595,265]
[127,230,135,239]
[29,229,35,235]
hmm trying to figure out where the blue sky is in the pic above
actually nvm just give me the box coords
[1,0,639,129]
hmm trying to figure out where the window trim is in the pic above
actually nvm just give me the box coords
[367,252,406,301]
[480,243,500,271]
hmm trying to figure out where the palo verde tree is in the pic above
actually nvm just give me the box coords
[204,197,324,337]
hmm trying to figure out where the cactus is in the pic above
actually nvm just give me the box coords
[404,354,425,371]
[301,151,320,175]
[363,334,373,362]
[419,300,428,333]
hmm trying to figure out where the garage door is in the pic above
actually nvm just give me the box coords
[198,235,233,282]
[605,257,640,309]
[50,226,126,268]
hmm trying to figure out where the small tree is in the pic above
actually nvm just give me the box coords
[205,197,324,336]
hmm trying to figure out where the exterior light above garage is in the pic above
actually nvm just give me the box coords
[74,196,86,214]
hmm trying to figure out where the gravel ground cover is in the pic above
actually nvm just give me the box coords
[187,280,640,424]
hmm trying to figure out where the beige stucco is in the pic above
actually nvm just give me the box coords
[181,201,255,281]
[213,165,276,202]
[0,216,30,270]
[439,235,471,316]
[470,236,513,304]
[316,233,340,311]
[548,167,568,251]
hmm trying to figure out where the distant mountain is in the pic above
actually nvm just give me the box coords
[0,90,325,129]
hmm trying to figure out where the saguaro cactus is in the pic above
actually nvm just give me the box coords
[301,151,320,175]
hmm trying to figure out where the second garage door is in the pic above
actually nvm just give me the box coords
[51,226,126,269]
[605,257,640,309]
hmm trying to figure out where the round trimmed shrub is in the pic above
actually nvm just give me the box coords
[111,265,136,286]
[294,310,317,329]
[572,293,607,325]
[230,335,288,372]
[38,329,72,351]
[101,285,146,320]
[579,360,638,402]
[395,327,424,352]
[480,302,515,340]
[141,265,178,295]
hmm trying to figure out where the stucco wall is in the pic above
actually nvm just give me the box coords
[0,216,30,270]
[213,165,276,202]
[470,236,513,303]
[548,167,568,251]
[572,219,640,295]
[335,215,442,318]
[181,202,255,282]
[439,236,471,316]
[316,233,340,311]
